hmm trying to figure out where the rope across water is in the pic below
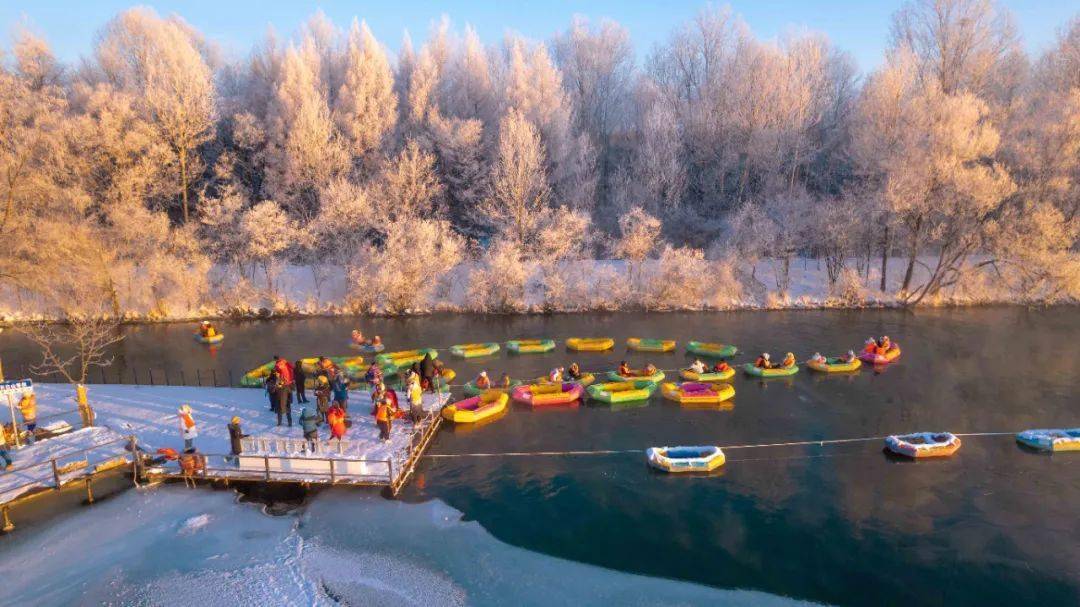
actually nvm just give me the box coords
[424,431,1017,459]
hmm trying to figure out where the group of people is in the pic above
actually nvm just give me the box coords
[473,370,514,389]
[616,361,658,377]
[368,365,431,441]
[863,336,893,356]
[688,359,733,374]
[0,390,37,470]
[753,352,798,369]
[198,320,219,339]
[809,351,858,364]
[350,329,383,348]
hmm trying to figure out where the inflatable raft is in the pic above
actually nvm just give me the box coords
[647,446,726,473]
[807,357,862,373]
[1015,428,1080,452]
[463,379,521,397]
[606,369,665,384]
[661,382,735,405]
[680,367,735,382]
[375,348,438,371]
[442,391,509,424]
[534,373,595,388]
[349,342,385,353]
[194,332,224,344]
[449,342,501,358]
[240,356,365,388]
[685,341,737,358]
[506,339,556,354]
[885,432,961,458]
[742,363,799,378]
[859,345,901,365]
[511,382,584,406]
[587,380,658,404]
[566,337,614,352]
[626,338,676,353]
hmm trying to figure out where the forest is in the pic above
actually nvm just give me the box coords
[1,0,1077,319]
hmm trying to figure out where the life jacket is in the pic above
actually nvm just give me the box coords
[875,345,888,356]
[499,376,511,387]
[18,395,36,419]
[374,402,392,422]
[863,343,876,353]
[180,412,196,430]
[476,375,490,389]
[782,356,795,367]
[275,360,294,384]
[755,357,768,368]
[714,362,729,372]
[618,365,630,376]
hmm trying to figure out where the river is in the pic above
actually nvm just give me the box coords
[0,307,1077,606]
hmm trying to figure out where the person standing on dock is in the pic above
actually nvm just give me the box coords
[178,405,198,451]
[327,403,346,440]
[408,374,424,422]
[18,391,37,444]
[294,360,309,404]
[273,355,295,408]
[374,395,395,442]
[273,371,293,427]
[227,416,248,462]
[300,406,319,451]
[0,425,12,470]
[332,374,350,413]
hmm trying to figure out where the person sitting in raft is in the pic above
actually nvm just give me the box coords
[351,329,365,345]
[781,352,797,368]
[880,335,892,351]
[862,338,877,354]
[843,350,857,363]
[874,339,889,357]
[199,320,217,338]
[810,352,825,364]
[618,361,631,376]
[566,363,582,380]
[713,360,731,373]
[644,363,657,375]
[499,372,512,388]
[548,367,563,383]
[690,359,707,374]
[372,335,382,346]
[754,353,772,369]
[475,371,491,390]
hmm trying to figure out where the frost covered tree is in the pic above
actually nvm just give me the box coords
[94,8,215,222]
[332,20,396,170]
[239,200,295,294]
[481,109,550,252]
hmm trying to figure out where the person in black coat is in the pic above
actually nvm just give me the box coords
[227,416,249,460]
[265,370,279,412]
[419,353,435,389]
[293,359,309,403]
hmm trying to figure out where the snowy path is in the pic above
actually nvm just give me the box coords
[0,426,130,504]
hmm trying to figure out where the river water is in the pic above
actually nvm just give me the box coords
[0,307,1077,606]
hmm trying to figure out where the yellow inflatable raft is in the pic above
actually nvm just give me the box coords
[807,357,862,373]
[442,391,509,423]
[661,382,735,405]
[566,337,614,352]
[626,338,676,353]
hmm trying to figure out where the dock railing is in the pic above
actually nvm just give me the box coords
[0,435,136,512]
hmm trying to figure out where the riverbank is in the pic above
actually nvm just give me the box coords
[3,255,1074,323]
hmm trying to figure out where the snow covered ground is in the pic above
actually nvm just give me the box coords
[24,383,448,480]
[0,426,130,504]
[0,486,822,606]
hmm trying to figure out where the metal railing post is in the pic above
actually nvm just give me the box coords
[148,369,154,385]
[51,458,61,489]
[196,369,202,386]
[263,455,270,480]
[329,458,336,483]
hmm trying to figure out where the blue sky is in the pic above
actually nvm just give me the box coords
[2,1,1075,73]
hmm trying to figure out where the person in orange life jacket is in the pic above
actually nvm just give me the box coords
[713,360,731,373]
[178,404,198,451]
[475,371,491,390]
[351,329,365,345]
[618,361,631,376]
[373,395,396,441]
[781,352,796,368]
[499,373,512,388]
[327,403,347,440]
[644,363,657,375]
[863,338,877,354]
[18,391,37,444]
[199,320,216,338]
[372,335,382,346]
[754,353,772,369]
[566,363,582,380]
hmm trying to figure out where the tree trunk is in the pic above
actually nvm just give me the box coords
[178,148,190,224]
[900,219,921,294]
[879,225,889,292]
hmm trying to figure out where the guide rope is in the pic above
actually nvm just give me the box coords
[423,431,1016,459]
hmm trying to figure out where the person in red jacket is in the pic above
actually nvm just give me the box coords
[327,404,347,440]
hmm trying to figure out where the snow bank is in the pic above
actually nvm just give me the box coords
[0,486,824,606]
[2,254,1068,322]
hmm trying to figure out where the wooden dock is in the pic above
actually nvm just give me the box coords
[144,410,444,496]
